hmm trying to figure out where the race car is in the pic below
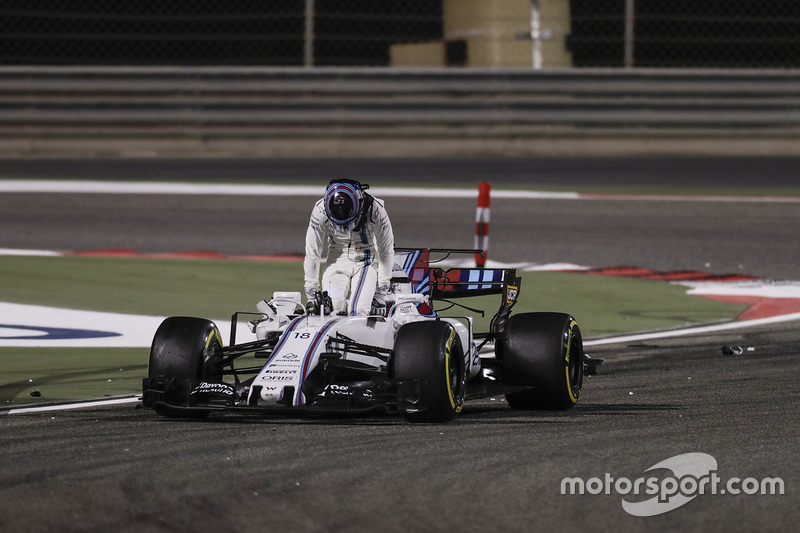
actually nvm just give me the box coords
[142,248,585,422]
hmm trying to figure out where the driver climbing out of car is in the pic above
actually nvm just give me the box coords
[304,179,395,316]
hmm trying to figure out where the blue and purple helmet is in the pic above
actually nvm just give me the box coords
[325,181,365,232]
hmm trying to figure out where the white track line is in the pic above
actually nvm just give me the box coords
[584,311,800,347]
[0,248,61,256]
[3,396,140,415]
[1,180,798,203]
[0,180,555,198]
[0,180,577,199]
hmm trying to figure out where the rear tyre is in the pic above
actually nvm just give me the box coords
[391,320,466,423]
[496,312,583,410]
[145,316,224,417]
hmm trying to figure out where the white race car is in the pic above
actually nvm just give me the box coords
[142,248,585,422]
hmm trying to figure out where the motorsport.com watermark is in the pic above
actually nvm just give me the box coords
[561,453,785,517]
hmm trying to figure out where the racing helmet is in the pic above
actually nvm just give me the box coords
[324,180,366,232]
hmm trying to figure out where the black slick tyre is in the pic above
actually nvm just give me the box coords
[146,316,224,417]
[496,312,583,410]
[391,320,466,423]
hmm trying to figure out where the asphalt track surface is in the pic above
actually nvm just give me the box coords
[2,157,800,279]
[1,157,799,532]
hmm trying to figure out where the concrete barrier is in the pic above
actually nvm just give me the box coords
[2,67,800,157]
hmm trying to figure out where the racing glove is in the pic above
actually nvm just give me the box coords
[306,289,334,316]
[305,284,321,315]
[371,283,391,317]
[304,283,320,302]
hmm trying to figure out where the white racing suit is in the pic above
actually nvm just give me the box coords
[304,195,394,316]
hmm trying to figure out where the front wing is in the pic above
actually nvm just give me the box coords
[142,370,535,419]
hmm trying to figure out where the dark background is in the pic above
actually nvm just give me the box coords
[569,0,800,67]
[3,0,800,67]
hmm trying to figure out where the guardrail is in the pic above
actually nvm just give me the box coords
[2,67,800,157]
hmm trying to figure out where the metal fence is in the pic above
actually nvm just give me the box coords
[3,0,800,68]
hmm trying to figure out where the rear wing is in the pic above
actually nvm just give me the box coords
[432,267,522,336]
[431,268,510,299]
[394,248,522,335]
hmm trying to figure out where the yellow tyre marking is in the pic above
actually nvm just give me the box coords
[205,327,223,349]
[565,367,578,404]
[564,320,578,404]
[445,352,456,410]
[444,328,462,412]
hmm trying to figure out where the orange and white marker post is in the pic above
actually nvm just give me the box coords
[475,182,491,267]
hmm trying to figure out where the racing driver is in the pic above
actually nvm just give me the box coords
[304,179,395,316]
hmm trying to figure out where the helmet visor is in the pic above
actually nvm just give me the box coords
[328,192,355,221]
[325,183,361,230]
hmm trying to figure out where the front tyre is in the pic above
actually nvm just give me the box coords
[143,316,224,417]
[496,312,584,410]
[391,320,466,423]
